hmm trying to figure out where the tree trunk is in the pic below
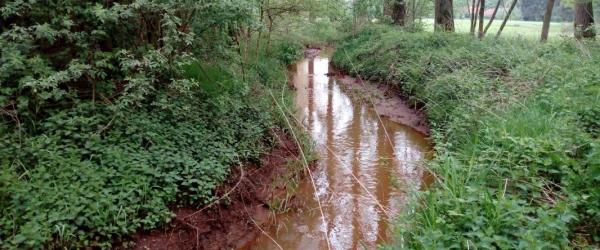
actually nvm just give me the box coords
[496,0,518,38]
[484,0,502,34]
[540,0,555,41]
[435,0,455,31]
[466,0,472,24]
[384,0,393,17]
[478,0,485,38]
[256,0,264,61]
[266,14,274,53]
[392,0,407,25]
[574,0,595,39]
[411,0,417,23]
[470,0,479,34]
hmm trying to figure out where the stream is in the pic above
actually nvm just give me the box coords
[247,55,431,249]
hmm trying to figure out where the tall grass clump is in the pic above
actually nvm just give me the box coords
[332,25,600,248]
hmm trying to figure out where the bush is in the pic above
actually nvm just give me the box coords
[273,40,304,65]
[0,1,299,248]
[0,91,275,248]
[333,25,600,248]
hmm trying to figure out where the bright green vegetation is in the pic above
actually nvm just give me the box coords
[3,0,599,248]
[333,26,600,248]
[421,18,573,38]
[0,1,303,248]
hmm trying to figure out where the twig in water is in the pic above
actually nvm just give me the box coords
[268,90,332,250]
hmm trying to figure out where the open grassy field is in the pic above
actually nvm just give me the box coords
[422,18,573,39]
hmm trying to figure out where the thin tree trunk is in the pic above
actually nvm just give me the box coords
[484,0,502,34]
[266,19,273,52]
[496,0,518,38]
[540,0,555,41]
[255,0,265,62]
[574,0,595,39]
[435,0,455,31]
[466,0,471,22]
[411,0,417,23]
[478,0,485,38]
[234,35,245,82]
[392,0,407,25]
[470,0,479,34]
[352,0,357,34]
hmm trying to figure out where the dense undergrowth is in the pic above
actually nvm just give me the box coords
[0,1,303,249]
[278,18,347,48]
[333,26,600,248]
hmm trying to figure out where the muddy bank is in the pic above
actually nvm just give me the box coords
[328,71,430,135]
[304,48,321,59]
[248,54,432,249]
[131,130,306,250]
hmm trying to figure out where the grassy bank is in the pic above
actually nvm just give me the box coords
[332,26,599,248]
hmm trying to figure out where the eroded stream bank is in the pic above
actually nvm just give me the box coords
[132,51,432,250]
[246,52,432,249]
[132,130,307,250]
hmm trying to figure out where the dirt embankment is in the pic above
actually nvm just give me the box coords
[330,71,430,135]
[304,48,321,59]
[131,130,305,250]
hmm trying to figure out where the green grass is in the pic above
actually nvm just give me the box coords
[421,18,573,39]
[332,25,600,248]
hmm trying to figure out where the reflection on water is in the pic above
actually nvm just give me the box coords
[249,56,431,250]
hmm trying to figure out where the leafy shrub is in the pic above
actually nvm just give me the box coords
[0,92,274,248]
[274,40,304,65]
[0,0,299,249]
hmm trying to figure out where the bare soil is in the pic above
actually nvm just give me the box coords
[131,130,305,250]
[330,71,430,135]
[304,47,321,59]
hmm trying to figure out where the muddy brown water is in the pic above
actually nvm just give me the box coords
[246,56,432,249]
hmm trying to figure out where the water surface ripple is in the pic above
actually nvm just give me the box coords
[248,56,431,250]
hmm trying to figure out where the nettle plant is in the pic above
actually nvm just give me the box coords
[0,0,273,248]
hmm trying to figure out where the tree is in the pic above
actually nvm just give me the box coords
[483,0,502,35]
[478,0,485,38]
[435,0,455,31]
[470,0,479,34]
[541,0,556,41]
[574,0,595,39]
[496,0,518,37]
[392,0,407,25]
[258,0,304,49]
